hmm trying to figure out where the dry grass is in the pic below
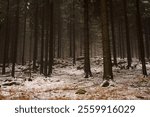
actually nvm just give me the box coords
[0,88,31,100]
[0,94,6,100]
[0,71,150,100]
[10,95,30,100]
[49,96,72,100]
[0,88,7,100]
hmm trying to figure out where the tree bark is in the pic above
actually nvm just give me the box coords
[22,0,28,66]
[136,0,147,76]
[44,0,50,77]
[72,0,76,65]
[33,0,39,71]
[109,0,117,66]
[40,1,45,74]
[101,0,113,80]
[84,0,92,78]
[123,0,132,68]
[48,0,54,76]
[2,0,10,74]
[57,0,61,58]
[11,0,19,77]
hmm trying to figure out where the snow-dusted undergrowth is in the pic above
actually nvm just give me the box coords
[0,58,150,100]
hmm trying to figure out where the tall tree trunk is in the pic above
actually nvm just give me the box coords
[72,0,76,65]
[101,0,113,80]
[118,18,125,59]
[84,0,92,78]
[22,0,28,65]
[136,0,147,76]
[123,0,132,68]
[80,30,83,56]
[57,0,61,58]
[144,19,149,60]
[29,17,33,79]
[69,5,72,58]
[118,19,122,58]
[109,0,117,66]
[2,0,10,74]
[11,0,19,77]
[40,1,45,74]
[48,0,54,76]
[44,0,50,77]
[33,0,39,71]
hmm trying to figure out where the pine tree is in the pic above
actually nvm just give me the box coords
[48,0,54,76]
[101,0,113,80]
[109,0,117,66]
[84,0,92,78]
[123,0,132,68]
[11,0,20,77]
[136,0,147,76]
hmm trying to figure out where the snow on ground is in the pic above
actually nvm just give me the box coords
[0,58,150,100]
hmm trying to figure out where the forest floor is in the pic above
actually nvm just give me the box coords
[0,57,150,100]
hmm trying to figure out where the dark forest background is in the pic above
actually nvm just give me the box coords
[0,0,150,80]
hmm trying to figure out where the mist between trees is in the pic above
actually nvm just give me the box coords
[0,0,150,81]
